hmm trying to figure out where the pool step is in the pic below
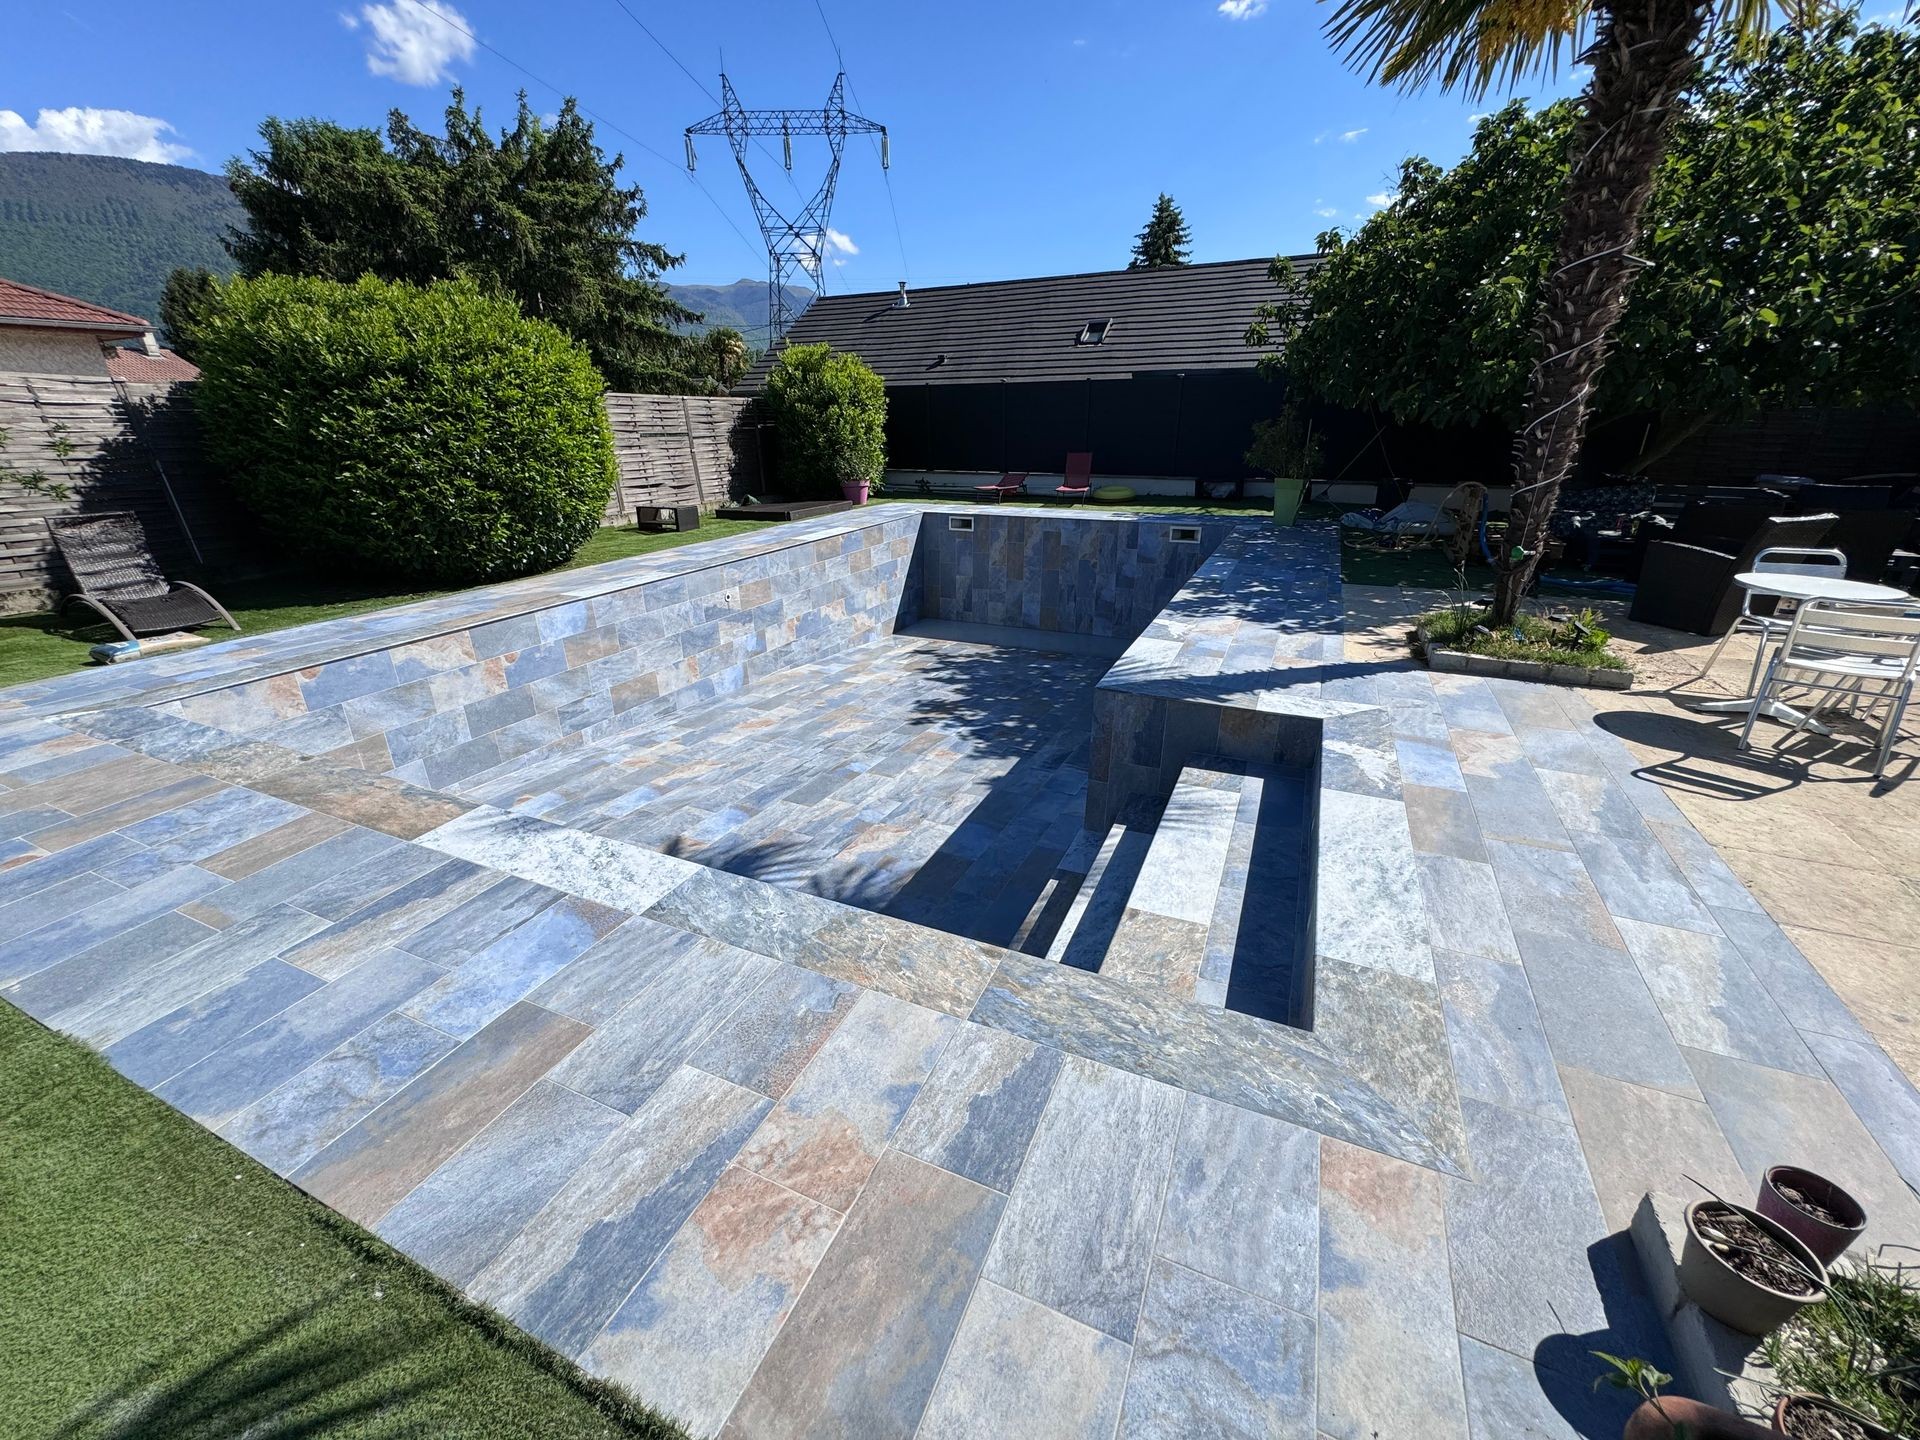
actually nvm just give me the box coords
[1101,759,1315,1025]
[1014,822,1150,967]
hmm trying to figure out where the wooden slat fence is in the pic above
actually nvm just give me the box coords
[601,392,766,522]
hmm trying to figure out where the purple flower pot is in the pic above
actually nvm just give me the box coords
[1757,1166,1867,1267]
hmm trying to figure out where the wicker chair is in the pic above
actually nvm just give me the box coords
[1629,513,1836,636]
[45,512,240,642]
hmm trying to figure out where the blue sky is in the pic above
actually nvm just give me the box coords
[2,0,1585,292]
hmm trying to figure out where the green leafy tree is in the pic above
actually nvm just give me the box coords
[1319,0,1811,622]
[192,273,616,584]
[1129,194,1193,269]
[1261,16,1919,466]
[224,92,725,393]
[157,266,222,362]
[760,344,888,498]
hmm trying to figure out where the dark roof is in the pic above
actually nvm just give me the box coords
[739,255,1313,390]
[0,276,150,333]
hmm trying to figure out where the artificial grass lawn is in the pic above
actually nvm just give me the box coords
[0,1001,688,1440]
[0,519,777,691]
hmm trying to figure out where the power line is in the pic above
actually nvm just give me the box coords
[397,0,763,268]
[808,0,910,283]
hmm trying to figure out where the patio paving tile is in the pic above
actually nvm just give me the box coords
[395,873,562,964]
[734,989,954,1211]
[689,960,863,1099]
[1119,1259,1315,1440]
[1558,1066,1757,1233]
[401,898,633,1040]
[1615,916,1821,1076]
[1457,1335,1636,1440]
[915,1279,1130,1440]
[1416,854,1518,961]
[719,1148,1003,1440]
[280,858,496,980]
[1315,787,1434,982]
[1801,1029,1920,1195]
[104,955,327,1087]
[21,774,227,853]
[199,809,350,879]
[890,1024,1064,1193]
[0,829,141,909]
[374,1079,627,1288]
[5,910,218,1033]
[1434,946,1568,1122]
[1516,929,1700,1098]
[1685,1047,1920,1253]
[470,1064,769,1354]
[1154,1092,1318,1314]
[1460,758,1576,852]
[0,871,125,947]
[156,947,442,1129]
[584,1163,843,1438]
[983,1054,1183,1343]
[1572,828,1721,934]
[1712,907,1874,1045]
[1533,766,1650,839]
[0,865,225,986]
[1316,1138,1467,1440]
[274,834,441,922]
[1714,845,1920,948]
[221,1011,457,1174]
[1487,840,1624,951]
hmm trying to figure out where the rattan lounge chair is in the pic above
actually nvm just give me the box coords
[45,512,240,642]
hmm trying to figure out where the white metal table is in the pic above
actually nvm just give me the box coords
[1693,571,1912,730]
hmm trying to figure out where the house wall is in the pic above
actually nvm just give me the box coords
[0,329,109,377]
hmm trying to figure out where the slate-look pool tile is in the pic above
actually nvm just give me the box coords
[1315,788,1434,982]
[184,825,406,926]
[472,1065,771,1356]
[0,865,226,986]
[221,1012,456,1175]
[983,1054,1183,1343]
[691,960,862,1098]
[1802,1030,1920,1196]
[375,1080,626,1288]
[1534,766,1650,839]
[1458,1334,1635,1440]
[1155,1092,1317,1314]
[584,1164,842,1437]
[400,899,629,1040]
[1709,906,1869,1045]
[1445,1099,1612,1363]
[890,1024,1064,1193]
[916,1280,1130,1440]
[1317,1138,1468,1440]
[0,830,142,909]
[1416,853,1518,962]
[548,932,772,1114]
[1516,929,1699,1098]
[282,858,494,980]
[1487,840,1622,952]
[397,874,561,964]
[106,957,328,1088]
[1434,946,1568,1121]
[1572,828,1720,934]
[156,947,442,1128]
[0,872,122,947]
[7,911,218,1033]
[719,1149,1003,1440]
[1556,1066,1749,1233]
[734,989,954,1210]
[1120,1259,1315,1440]
[1615,916,1820,1076]
[1395,738,1465,792]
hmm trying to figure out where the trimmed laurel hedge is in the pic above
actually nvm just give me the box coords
[760,343,887,498]
[194,274,616,585]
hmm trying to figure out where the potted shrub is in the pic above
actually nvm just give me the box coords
[1757,1168,1868,1267]
[1770,1395,1897,1439]
[759,342,888,505]
[1596,1353,1774,1439]
[1246,400,1321,526]
[1680,1199,1828,1336]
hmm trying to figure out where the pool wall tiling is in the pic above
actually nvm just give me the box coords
[140,511,1229,794]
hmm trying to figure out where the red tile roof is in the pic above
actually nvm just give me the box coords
[0,276,151,332]
[104,346,200,383]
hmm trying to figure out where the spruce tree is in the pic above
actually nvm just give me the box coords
[1128,194,1192,268]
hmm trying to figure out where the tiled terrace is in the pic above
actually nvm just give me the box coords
[4,506,1919,1439]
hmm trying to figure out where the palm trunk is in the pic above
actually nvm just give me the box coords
[1490,0,1713,624]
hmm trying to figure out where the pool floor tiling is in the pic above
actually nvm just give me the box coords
[460,635,1108,950]
[5,507,1920,1440]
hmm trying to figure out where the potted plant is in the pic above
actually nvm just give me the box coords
[1246,399,1321,526]
[1680,1199,1828,1337]
[1595,1352,1775,1439]
[1770,1395,1898,1439]
[760,342,888,505]
[1757,1168,1868,1268]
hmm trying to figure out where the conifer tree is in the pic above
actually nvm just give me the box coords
[1129,193,1192,268]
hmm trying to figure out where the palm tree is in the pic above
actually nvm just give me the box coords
[1323,0,1795,621]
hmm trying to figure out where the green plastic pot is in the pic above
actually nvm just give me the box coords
[1271,477,1307,526]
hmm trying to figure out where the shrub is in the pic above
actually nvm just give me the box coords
[759,343,887,498]
[193,273,616,585]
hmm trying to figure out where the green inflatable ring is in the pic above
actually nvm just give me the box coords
[1091,485,1135,502]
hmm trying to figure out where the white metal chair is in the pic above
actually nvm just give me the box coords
[1738,599,1920,777]
[1688,546,1848,691]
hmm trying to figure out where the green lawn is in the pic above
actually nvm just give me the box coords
[0,1001,688,1440]
[0,519,777,692]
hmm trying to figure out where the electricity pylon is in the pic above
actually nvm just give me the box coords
[686,73,888,345]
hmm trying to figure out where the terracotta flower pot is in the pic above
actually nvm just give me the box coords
[1757,1167,1867,1267]
[1623,1396,1775,1439]
[1771,1393,1897,1438]
[1680,1200,1828,1337]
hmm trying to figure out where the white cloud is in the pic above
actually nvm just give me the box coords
[345,1,475,86]
[1366,190,1397,207]
[1338,127,1367,142]
[1217,0,1268,19]
[1314,203,1338,218]
[0,106,192,163]
[1072,36,1088,45]
[824,227,858,257]
[1468,111,1490,123]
